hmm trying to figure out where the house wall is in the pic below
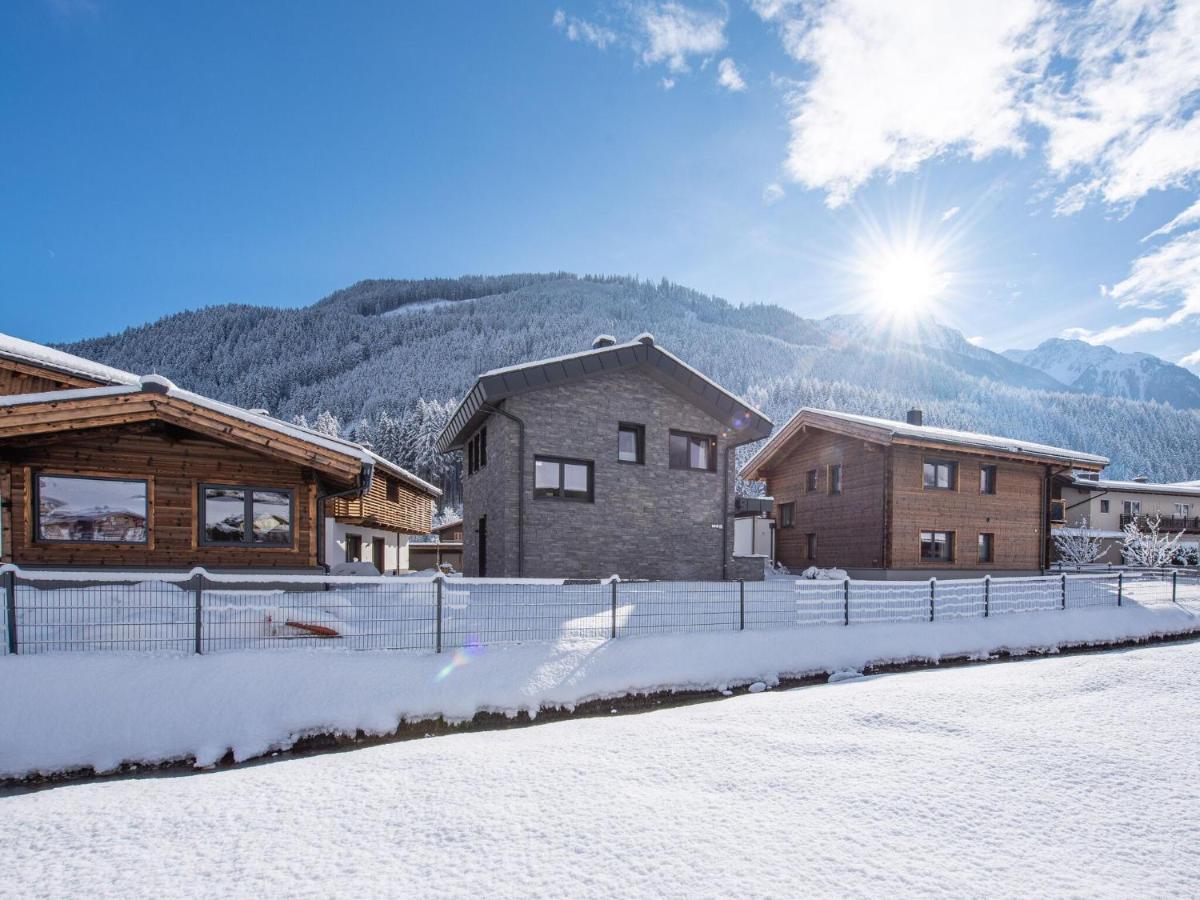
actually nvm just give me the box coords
[461,367,739,580]
[0,358,103,396]
[887,445,1045,572]
[323,518,411,573]
[0,425,322,569]
[762,429,887,570]
[1060,484,1200,533]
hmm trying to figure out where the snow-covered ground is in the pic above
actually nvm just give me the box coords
[5,639,1200,898]
[2,601,1196,781]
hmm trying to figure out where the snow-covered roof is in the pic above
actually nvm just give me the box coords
[434,517,464,532]
[0,332,139,386]
[438,335,773,452]
[742,407,1109,479]
[0,375,441,498]
[1067,473,1200,498]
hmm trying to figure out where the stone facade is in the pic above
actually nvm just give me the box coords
[461,367,746,580]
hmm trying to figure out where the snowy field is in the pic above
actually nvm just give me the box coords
[5,640,1200,898]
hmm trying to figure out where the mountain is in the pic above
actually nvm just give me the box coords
[1004,338,1200,409]
[62,274,1200,489]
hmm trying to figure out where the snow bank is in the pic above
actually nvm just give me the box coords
[1,603,1195,780]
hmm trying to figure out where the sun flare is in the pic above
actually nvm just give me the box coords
[863,245,951,318]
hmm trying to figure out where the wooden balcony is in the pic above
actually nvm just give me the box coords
[1120,514,1200,533]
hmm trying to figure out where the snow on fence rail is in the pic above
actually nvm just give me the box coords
[0,566,1195,657]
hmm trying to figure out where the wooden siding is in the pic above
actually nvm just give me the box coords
[887,445,1045,570]
[0,358,106,396]
[327,470,433,535]
[0,424,322,569]
[761,428,887,570]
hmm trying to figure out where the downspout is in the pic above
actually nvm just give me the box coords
[316,461,374,573]
[480,402,525,577]
[722,445,733,580]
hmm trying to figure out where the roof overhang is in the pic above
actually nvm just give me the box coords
[437,337,773,452]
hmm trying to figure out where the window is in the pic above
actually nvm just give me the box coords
[805,469,818,492]
[1100,499,1110,514]
[386,479,400,503]
[617,423,645,464]
[805,532,817,560]
[345,533,363,563]
[467,427,487,475]
[534,456,594,501]
[779,502,795,528]
[979,465,997,495]
[1176,503,1192,518]
[920,530,955,562]
[668,430,717,472]
[1123,500,1141,516]
[977,533,994,563]
[201,485,293,546]
[923,460,958,491]
[828,464,842,495]
[35,474,148,544]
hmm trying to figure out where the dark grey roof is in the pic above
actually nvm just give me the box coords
[437,335,773,452]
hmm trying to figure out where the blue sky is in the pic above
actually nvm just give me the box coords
[3,0,1199,367]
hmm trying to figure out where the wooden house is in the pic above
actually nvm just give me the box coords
[0,334,439,571]
[741,408,1107,578]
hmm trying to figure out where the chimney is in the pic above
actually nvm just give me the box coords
[906,408,923,426]
[1132,474,1149,483]
[592,334,617,349]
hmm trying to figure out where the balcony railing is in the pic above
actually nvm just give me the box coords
[1120,514,1200,532]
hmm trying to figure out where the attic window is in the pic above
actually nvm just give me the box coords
[669,430,717,472]
[467,427,487,475]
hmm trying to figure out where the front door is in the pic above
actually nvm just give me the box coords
[372,537,386,573]
[477,515,487,577]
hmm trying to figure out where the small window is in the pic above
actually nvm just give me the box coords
[923,460,957,491]
[978,533,994,563]
[467,427,487,475]
[345,533,363,563]
[805,532,817,560]
[1123,500,1141,516]
[805,469,818,492]
[386,479,400,503]
[828,464,842,495]
[534,456,594,501]
[35,474,148,544]
[920,530,955,562]
[201,485,293,546]
[1176,503,1191,518]
[617,423,645,464]
[1100,499,1110,514]
[779,502,795,528]
[668,430,717,472]
[979,465,997,495]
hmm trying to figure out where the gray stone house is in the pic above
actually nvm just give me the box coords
[436,334,774,580]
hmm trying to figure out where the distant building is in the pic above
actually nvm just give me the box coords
[741,407,1107,578]
[437,334,774,580]
[408,517,464,572]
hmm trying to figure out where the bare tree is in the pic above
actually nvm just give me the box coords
[1121,513,1184,568]
[1053,518,1107,566]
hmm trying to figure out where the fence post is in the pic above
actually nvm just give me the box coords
[738,579,745,631]
[1061,572,1067,611]
[1173,570,1178,604]
[435,576,443,653]
[4,569,16,656]
[929,578,936,622]
[1117,571,1123,607]
[843,578,850,626]
[983,575,990,618]
[610,579,618,639]
[192,573,204,655]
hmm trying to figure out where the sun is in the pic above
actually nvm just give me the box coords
[863,245,951,319]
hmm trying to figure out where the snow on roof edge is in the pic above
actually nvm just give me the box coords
[0,332,139,386]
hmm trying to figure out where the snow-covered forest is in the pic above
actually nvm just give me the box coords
[64,273,1200,508]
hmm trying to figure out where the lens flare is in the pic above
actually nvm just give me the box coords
[435,641,484,682]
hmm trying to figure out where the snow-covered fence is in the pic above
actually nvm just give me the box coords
[0,566,1193,657]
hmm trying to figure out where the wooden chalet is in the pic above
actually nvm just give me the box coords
[0,334,439,571]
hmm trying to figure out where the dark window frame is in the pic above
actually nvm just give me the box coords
[345,533,363,563]
[828,464,843,496]
[778,502,795,528]
[805,469,818,492]
[199,483,295,549]
[385,478,400,503]
[617,422,645,465]
[805,532,817,560]
[466,427,488,476]
[979,465,997,495]
[33,472,150,546]
[977,532,995,564]
[668,429,718,473]
[1100,499,1110,514]
[919,529,956,563]
[923,459,958,491]
[533,455,595,502]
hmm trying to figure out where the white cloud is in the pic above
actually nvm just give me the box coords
[774,0,1049,207]
[661,76,677,90]
[940,205,960,222]
[639,2,727,72]
[1144,198,1200,242]
[966,335,986,346]
[716,57,746,92]
[762,182,786,204]
[553,9,618,49]
[1180,348,1200,369]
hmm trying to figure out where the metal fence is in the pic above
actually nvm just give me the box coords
[1,566,1197,657]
